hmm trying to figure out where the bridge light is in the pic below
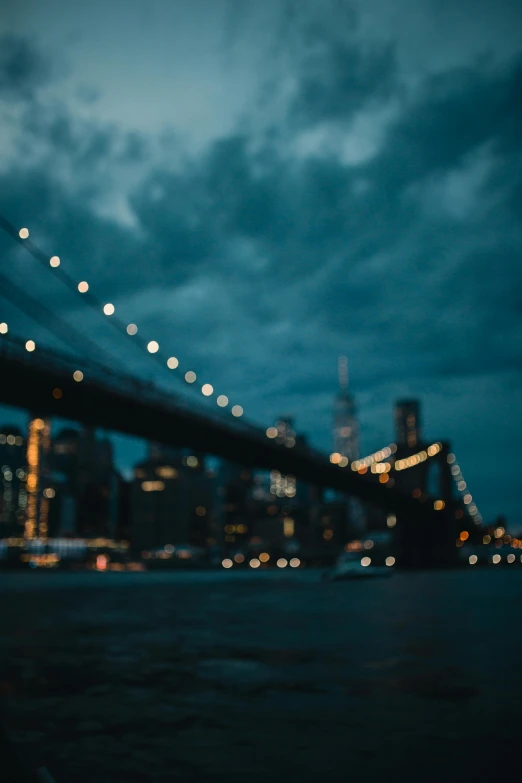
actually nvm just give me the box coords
[385,556,395,566]
[147,340,159,353]
[19,228,29,239]
[469,555,478,565]
[217,395,228,407]
[222,558,233,569]
[78,281,89,293]
[492,554,501,564]
[127,323,138,335]
[434,500,445,510]
[185,371,196,383]
[259,552,270,562]
[250,558,260,569]
[73,370,84,382]
[25,340,36,352]
[507,554,515,563]
[167,356,179,369]
[201,383,213,396]
[266,427,277,438]
[330,452,342,464]
[50,256,60,267]
[103,303,115,316]
[277,558,288,568]
[361,557,371,567]
[289,558,300,568]
[231,405,243,417]
[0,323,7,334]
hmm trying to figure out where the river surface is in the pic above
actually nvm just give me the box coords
[1,568,521,782]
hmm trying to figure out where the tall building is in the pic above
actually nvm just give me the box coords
[25,417,52,540]
[333,356,359,461]
[131,443,217,553]
[0,425,26,537]
[395,400,421,448]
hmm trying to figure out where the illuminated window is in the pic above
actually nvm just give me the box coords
[283,517,294,537]
[141,480,165,492]
[155,466,178,479]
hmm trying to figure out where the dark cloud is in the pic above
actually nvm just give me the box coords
[0,35,52,100]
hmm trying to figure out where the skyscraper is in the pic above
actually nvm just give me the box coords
[395,400,421,449]
[25,417,52,540]
[333,356,359,461]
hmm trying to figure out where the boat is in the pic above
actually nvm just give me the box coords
[323,547,394,582]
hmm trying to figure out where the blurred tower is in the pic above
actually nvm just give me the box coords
[395,400,421,449]
[333,356,359,461]
[25,416,52,540]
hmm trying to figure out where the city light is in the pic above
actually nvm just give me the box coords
[469,555,478,565]
[387,514,396,528]
[78,281,89,293]
[222,559,233,568]
[73,370,84,382]
[231,405,243,417]
[289,558,300,568]
[492,554,501,564]
[167,357,179,369]
[103,303,115,316]
[127,323,138,335]
[201,384,213,396]
[19,228,29,239]
[147,340,159,353]
[266,427,278,438]
[459,531,469,541]
[185,371,196,383]
[259,552,270,562]
[217,395,228,407]
[351,444,396,471]
[50,256,60,267]
[250,558,260,568]
[53,388,62,399]
[234,553,245,563]
[507,554,515,563]
[277,558,288,568]
[0,322,8,334]
[141,480,165,492]
[361,557,371,567]
[25,340,35,352]
[385,556,395,566]
[434,500,445,510]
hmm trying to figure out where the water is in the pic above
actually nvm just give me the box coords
[1,568,521,782]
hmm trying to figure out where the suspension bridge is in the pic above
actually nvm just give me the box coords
[0,214,482,567]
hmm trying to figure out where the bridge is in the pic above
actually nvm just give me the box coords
[0,215,481,568]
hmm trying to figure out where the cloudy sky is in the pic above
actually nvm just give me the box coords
[1,0,521,523]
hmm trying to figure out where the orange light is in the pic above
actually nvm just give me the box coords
[53,388,63,399]
[379,473,389,483]
[459,531,469,541]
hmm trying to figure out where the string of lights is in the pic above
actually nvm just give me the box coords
[0,215,244,417]
[447,453,483,525]
[394,442,443,470]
